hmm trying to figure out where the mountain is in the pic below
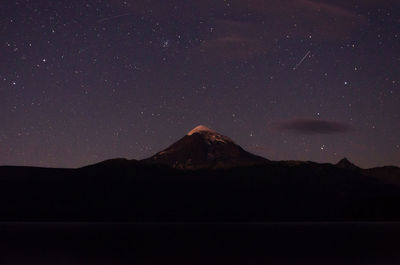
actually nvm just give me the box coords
[336,158,361,171]
[142,125,269,169]
[334,158,400,187]
[363,166,400,187]
[0,126,400,222]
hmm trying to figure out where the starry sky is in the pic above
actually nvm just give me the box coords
[1,0,399,168]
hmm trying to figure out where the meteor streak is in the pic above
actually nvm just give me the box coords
[293,50,311,70]
[97,13,132,23]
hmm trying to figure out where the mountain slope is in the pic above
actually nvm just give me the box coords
[142,125,269,169]
[363,166,400,187]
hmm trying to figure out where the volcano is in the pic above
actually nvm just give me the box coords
[142,125,269,169]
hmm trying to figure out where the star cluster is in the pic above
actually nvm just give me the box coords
[1,0,399,168]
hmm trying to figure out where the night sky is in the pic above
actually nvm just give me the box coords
[1,0,399,168]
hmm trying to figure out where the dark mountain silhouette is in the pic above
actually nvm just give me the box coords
[0,126,399,222]
[336,158,361,171]
[364,166,400,187]
[334,158,400,187]
[142,125,268,169]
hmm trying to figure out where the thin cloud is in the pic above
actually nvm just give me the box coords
[246,0,367,41]
[294,0,361,19]
[276,118,352,134]
[199,19,268,60]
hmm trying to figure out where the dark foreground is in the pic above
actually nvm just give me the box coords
[1,222,400,264]
[1,160,400,221]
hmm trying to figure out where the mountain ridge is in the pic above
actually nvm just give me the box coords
[0,125,399,222]
[0,157,399,222]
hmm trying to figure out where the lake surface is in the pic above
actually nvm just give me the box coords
[0,222,399,264]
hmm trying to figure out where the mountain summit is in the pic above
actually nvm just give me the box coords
[142,125,268,169]
[336,158,360,171]
[187,125,216,135]
[186,125,233,145]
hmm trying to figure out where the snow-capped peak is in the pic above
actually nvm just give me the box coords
[187,125,216,136]
[187,125,231,144]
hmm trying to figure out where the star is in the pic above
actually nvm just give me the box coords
[162,40,170,48]
[0,0,399,168]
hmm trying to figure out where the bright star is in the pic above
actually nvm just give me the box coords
[162,40,170,48]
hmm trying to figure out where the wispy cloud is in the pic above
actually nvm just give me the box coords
[246,0,367,40]
[275,118,352,134]
[198,19,268,60]
[294,0,361,19]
